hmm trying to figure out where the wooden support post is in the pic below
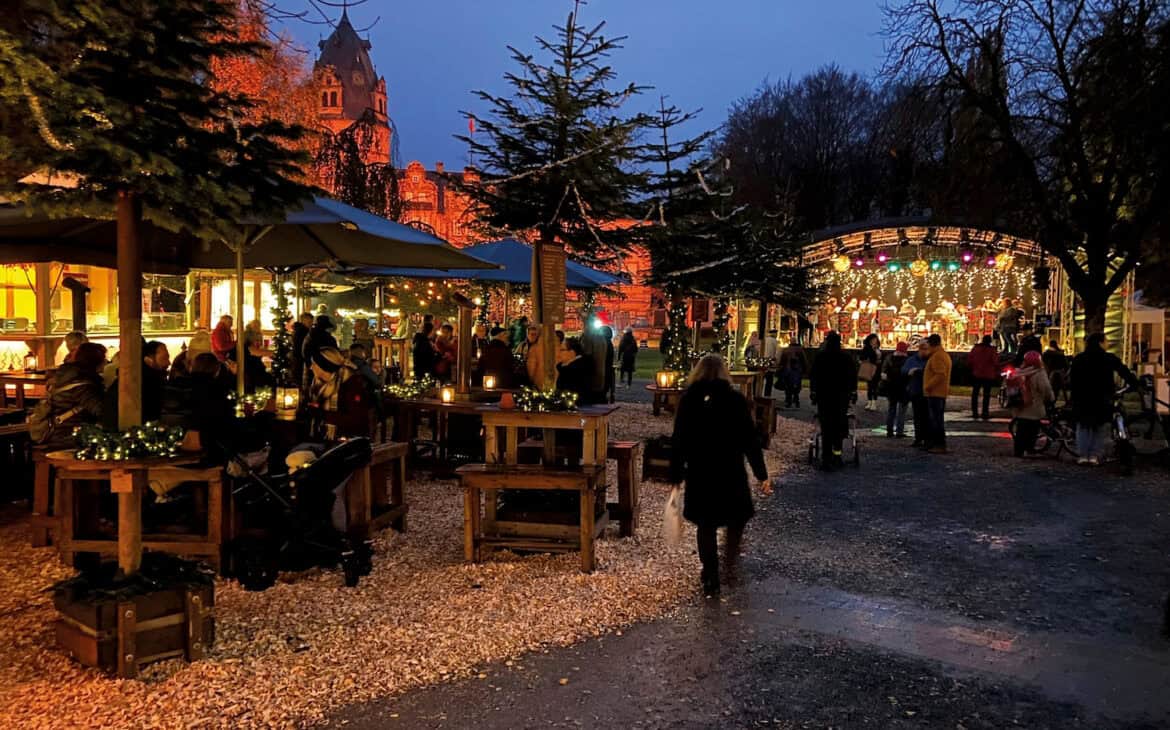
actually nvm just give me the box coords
[117,600,138,678]
[116,191,143,429]
[116,470,145,576]
[235,245,246,396]
[34,262,53,365]
[456,301,473,395]
[186,590,206,661]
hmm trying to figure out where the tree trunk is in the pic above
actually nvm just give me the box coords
[116,191,143,430]
[1082,296,1108,338]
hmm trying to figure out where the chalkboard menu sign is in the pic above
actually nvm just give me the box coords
[539,243,566,323]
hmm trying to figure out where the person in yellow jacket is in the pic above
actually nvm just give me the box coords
[922,333,953,454]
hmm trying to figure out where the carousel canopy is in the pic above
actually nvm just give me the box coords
[356,238,626,290]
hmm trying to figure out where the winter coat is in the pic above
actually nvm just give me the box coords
[669,378,767,528]
[102,365,167,431]
[1010,365,1055,421]
[924,348,952,398]
[618,334,638,371]
[525,339,546,389]
[211,322,235,361]
[763,336,779,361]
[304,326,339,371]
[474,339,517,389]
[778,344,807,388]
[902,353,927,398]
[1069,345,1139,426]
[881,352,910,402]
[1013,335,1043,366]
[809,343,857,414]
[555,355,594,402]
[968,342,1001,381]
[34,364,104,448]
[433,337,457,380]
[1041,346,1068,375]
[410,332,435,379]
[579,331,609,396]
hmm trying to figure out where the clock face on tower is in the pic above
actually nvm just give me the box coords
[351,71,364,86]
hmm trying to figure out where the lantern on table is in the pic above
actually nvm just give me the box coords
[656,370,674,388]
[440,386,455,403]
[275,385,299,420]
[483,375,497,390]
[23,352,37,372]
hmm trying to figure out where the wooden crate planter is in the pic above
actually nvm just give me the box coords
[52,558,214,678]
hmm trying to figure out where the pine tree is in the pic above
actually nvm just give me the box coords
[314,111,402,219]
[0,0,313,427]
[456,0,650,381]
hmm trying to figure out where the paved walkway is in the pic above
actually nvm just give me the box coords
[335,393,1170,729]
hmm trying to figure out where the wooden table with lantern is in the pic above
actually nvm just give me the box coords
[0,370,51,409]
[645,384,685,417]
[458,402,619,572]
[390,395,488,473]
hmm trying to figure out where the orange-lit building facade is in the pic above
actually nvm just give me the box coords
[313,14,662,338]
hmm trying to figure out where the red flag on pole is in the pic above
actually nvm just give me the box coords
[468,117,475,135]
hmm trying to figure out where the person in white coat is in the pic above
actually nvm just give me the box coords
[762,329,779,396]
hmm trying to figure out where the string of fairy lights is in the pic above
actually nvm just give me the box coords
[817,252,1040,310]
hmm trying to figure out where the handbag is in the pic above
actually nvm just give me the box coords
[661,486,684,547]
[858,361,878,381]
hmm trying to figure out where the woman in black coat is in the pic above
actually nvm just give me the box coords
[617,328,638,387]
[1069,332,1139,463]
[669,354,768,596]
[555,337,595,403]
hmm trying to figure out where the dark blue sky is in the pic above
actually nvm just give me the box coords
[277,0,887,167]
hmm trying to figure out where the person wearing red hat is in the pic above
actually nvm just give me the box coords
[880,341,912,437]
[1010,350,1055,457]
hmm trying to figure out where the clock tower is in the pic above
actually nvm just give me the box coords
[314,9,391,164]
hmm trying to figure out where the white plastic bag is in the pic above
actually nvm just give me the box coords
[662,486,685,547]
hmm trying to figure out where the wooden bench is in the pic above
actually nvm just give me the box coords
[29,445,56,547]
[515,437,641,537]
[345,440,409,537]
[56,464,226,571]
[456,463,607,572]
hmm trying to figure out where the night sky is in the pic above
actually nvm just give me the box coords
[276,0,887,167]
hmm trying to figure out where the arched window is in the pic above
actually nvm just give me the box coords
[330,91,338,107]
[321,92,329,107]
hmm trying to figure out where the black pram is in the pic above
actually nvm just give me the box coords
[226,436,374,591]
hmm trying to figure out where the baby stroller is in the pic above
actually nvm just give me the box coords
[807,407,861,468]
[226,436,375,591]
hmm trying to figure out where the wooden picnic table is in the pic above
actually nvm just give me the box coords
[728,370,761,400]
[0,371,50,409]
[645,384,685,417]
[44,452,223,572]
[391,396,487,473]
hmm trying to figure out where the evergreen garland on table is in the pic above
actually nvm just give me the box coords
[514,386,579,413]
[228,387,273,417]
[72,423,186,461]
[385,375,437,399]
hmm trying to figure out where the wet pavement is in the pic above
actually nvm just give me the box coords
[333,396,1170,729]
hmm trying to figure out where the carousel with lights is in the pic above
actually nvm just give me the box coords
[798,224,1051,350]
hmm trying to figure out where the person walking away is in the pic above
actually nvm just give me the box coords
[1010,351,1055,457]
[997,299,1021,355]
[903,341,931,447]
[881,342,911,437]
[601,326,616,403]
[968,335,1001,420]
[29,342,106,449]
[473,327,518,389]
[211,315,235,361]
[1069,332,1140,465]
[410,321,436,380]
[923,334,953,454]
[778,339,807,408]
[523,325,546,389]
[291,313,313,385]
[762,329,780,397]
[554,337,594,403]
[618,328,638,387]
[1042,339,1069,402]
[580,327,610,404]
[809,332,857,470]
[1013,324,1042,367]
[303,315,340,391]
[669,354,768,596]
[859,334,882,411]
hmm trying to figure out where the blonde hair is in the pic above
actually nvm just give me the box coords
[687,353,730,387]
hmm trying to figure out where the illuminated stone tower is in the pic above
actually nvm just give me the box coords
[314,9,391,164]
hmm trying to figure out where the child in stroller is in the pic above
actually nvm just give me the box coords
[225,422,375,591]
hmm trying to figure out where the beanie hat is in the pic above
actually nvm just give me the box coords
[1023,350,1042,367]
[895,341,909,354]
[187,330,212,357]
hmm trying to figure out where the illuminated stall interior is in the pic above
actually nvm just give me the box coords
[800,225,1046,350]
[0,263,282,370]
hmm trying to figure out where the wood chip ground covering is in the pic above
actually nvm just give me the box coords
[0,403,811,729]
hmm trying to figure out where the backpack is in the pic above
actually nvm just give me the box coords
[1004,370,1032,409]
[27,380,88,444]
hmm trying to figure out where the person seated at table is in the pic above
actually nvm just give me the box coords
[473,326,517,389]
[30,342,107,448]
[555,329,575,367]
[169,329,211,380]
[433,323,458,382]
[59,330,88,365]
[103,340,170,429]
[555,337,595,404]
[161,353,234,456]
[411,321,437,380]
[470,323,490,362]
[348,342,386,422]
[309,347,372,438]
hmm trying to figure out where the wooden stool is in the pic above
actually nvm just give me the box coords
[29,446,56,547]
[606,440,641,537]
[457,463,606,573]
